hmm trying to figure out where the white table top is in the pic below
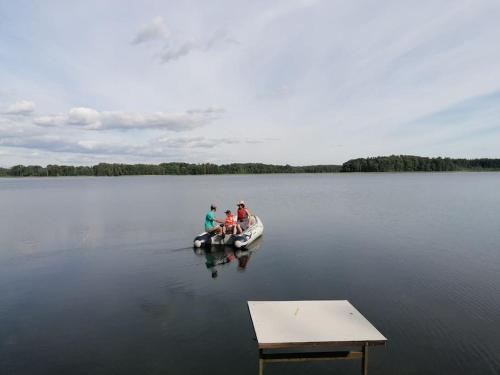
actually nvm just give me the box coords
[248,300,387,349]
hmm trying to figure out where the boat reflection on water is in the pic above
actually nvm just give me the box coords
[193,239,262,279]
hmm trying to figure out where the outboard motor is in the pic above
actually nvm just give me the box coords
[194,233,213,248]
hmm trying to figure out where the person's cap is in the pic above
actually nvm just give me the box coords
[225,209,231,214]
[237,200,245,205]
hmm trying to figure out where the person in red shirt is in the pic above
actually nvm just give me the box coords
[237,201,252,230]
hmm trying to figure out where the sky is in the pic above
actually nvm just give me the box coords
[0,0,499,166]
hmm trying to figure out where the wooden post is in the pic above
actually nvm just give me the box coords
[259,349,264,375]
[361,344,368,375]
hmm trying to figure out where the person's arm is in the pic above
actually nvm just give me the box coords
[215,218,224,224]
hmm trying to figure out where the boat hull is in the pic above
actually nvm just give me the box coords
[193,216,264,248]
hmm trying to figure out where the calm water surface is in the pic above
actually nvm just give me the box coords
[0,173,499,374]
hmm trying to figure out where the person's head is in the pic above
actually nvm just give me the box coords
[237,200,245,208]
[210,204,217,211]
[225,210,232,216]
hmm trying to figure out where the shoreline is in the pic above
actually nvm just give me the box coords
[1,156,499,177]
[1,169,500,178]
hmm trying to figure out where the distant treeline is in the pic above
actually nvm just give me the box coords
[341,155,500,172]
[0,163,341,177]
[1,156,499,176]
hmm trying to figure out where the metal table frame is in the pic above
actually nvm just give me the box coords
[257,341,383,375]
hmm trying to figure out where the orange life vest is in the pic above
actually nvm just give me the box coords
[225,215,235,226]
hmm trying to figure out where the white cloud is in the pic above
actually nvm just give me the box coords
[131,16,238,63]
[157,136,233,149]
[0,133,274,159]
[0,108,277,161]
[160,41,196,62]
[33,114,66,127]
[68,107,101,127]
[100,109,222,131]
[131,16,170,44]
[3,100,35,115]
[33,107,224,131]
[159,30,238,63]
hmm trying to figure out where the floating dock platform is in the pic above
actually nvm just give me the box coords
[248,300,387,374]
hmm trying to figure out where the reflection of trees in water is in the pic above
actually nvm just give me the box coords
[193,239,262,279]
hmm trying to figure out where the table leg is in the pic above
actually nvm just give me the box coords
[259,349,264,375]
[361,344,368,375]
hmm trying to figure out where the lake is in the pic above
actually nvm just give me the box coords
[0,173,499,374]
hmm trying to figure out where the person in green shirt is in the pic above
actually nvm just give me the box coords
[205,204,224,234]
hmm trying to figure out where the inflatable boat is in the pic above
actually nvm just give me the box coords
[193,216,264,248]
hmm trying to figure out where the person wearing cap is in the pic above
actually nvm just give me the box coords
[223,209,238,235]
[205,204,224,234]
[236,201,252,230]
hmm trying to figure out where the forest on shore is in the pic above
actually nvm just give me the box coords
[0,156,499,176]
[0,163,341,177]
[341,155,500,172]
